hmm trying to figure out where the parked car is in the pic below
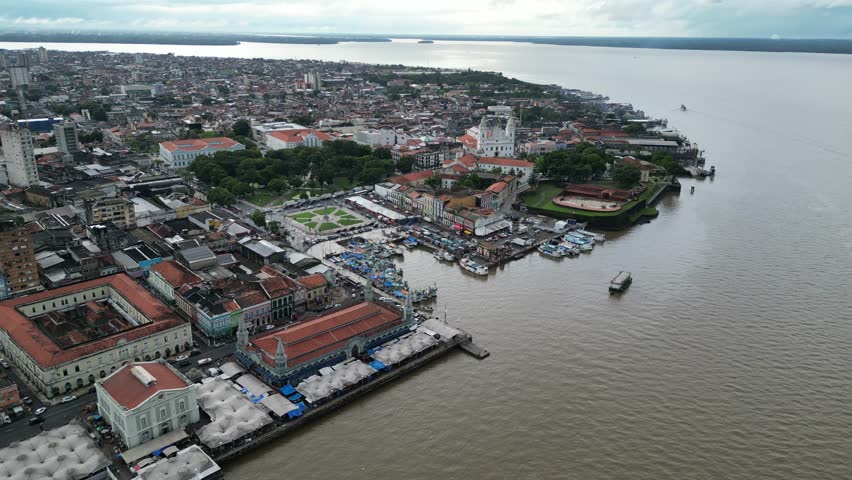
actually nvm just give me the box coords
[178,359,191,368]
[174,355,189,362]
[0,360,9,368]
[197,358,212,366]
[21,396,32,405]
[190,349,202,357]
[34,407,47,415]
[264,324,275,330]
[28,416,45,425]
[61,395,77,403]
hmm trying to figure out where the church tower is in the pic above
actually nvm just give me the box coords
[274,338,288,370]
[237,316,249,350]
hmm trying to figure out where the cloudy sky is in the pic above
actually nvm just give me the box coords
[2,0,850,38]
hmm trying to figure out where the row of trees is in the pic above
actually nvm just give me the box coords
[534,143,609,183]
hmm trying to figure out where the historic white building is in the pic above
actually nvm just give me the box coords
[97,361,199,448]
[470,106,516,158]
[158,137,245,170]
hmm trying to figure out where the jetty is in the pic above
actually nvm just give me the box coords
[458,339,490,359]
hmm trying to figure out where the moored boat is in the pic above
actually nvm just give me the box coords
[537,244,564,258]
[433,249,455,262]
[460,257,488,276]
[609,271,633,293]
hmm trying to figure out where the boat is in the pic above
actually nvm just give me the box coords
[460,257,488,276]
[680,104,687,111]
[433,249,455,262]
[575,229,606,243]
[557,243,580,256]
[402,237,418,249]
[609,271,633,293]
[537,244,564,258]
[563,235,594,252]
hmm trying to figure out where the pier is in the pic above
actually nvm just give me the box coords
[458,339,490,359]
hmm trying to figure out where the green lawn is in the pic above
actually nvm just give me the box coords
[313,207,337,215]
[339,218,363,226]
[335,209,350,216]
[245,190,277,207]
[523,182,662,218]
[291,212,315,219]
[318,222,339,231]
[304,221,317,229]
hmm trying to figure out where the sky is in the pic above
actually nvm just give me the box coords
[1,0,850,38]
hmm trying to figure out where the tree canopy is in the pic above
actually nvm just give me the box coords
[612,164,641,189]
[535,143,609,183]
[232,119,251,137]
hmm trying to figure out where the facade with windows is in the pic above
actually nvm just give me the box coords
[96,360,199,448]
[0,274,190,399]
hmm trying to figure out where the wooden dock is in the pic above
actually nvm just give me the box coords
[458,339,490,359]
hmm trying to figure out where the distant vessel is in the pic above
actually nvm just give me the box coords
[460,257,488,276]
[680,104,688,111]
[609,271,633,293]
[418,40,434,44]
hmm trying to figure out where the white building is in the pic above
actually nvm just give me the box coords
[0,122,39,187]
[355,129,396,147]
[0,274,192,399]
[249,121,306,145]
[97,361,200,448]
[158,137,245,170]
[463,106,516,158]
[267,129,331,150]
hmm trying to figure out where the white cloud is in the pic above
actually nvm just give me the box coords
[13,16,84,25]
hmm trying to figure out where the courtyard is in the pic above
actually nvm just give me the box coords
[288,206,365,232]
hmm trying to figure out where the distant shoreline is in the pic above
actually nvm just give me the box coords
[0,31,850,54]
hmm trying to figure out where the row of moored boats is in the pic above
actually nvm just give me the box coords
[537,229,606,258]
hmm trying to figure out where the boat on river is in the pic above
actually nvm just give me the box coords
[609,271,633,293]
[460,257,488,276]
[434,249,455,262]
[575,229,606,243]
[537,244,564,258]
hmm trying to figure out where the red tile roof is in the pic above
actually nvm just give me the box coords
[250,302,402,368]
[268,129,331,144]
[151,260,202,288]
[101,361,191,409]
[457,134,478,149]
[388,169,435,186]
[0,274,186,368]
[486,181,508,193]
[297,273,327,291]
[160,137,241,153]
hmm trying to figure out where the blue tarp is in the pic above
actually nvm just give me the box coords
[369,360,387,370]
[296,401,307,411]
[287,392,303,402]
[152,449,163,457]
[280,384,297,395]
[287,409,303,419]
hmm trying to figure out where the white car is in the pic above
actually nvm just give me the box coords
[34,407,47,415]
[174,355,189,362]
[197,358,212,366]
[61,395,76,403]
[264,324,275,330]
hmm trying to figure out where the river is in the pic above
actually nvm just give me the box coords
[5,39,852,479]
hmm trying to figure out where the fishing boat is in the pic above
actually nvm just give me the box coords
[558,243,580,256]
[537,244,564,258]
[433,249,455,262]
[402,237,418,249]
[563,235,594,252]
[609,271,633,293]
[460,257,488,276]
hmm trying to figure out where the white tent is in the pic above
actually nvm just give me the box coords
[196,378,272,448]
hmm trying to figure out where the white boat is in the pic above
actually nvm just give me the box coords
[460,257,488,276]
[434,249,455,262]
[537,244,564,258]
[575,229,606,243]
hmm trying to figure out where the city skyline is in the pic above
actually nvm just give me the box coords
[1,0,851,39]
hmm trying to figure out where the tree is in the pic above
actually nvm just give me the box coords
[396,157,414,174]
[250,210,266,227]
[425,175,442,189]
[268,220,281,234]
[267,178,288,193]
[232,119,251,137]
[208,187,235,205]
[612,164,641,189]
[624,123,645,135]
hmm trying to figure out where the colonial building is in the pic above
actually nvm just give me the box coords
[0,274,191,398]
[297,273,328,310]
[158,137,245,170]
[96,360,199,448]
[266,129,331,150]
[236,289,415,387]
[148,260,203,302]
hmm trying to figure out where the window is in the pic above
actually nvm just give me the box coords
[179,401,185,412]
[74,365,80,372]
[160,408,167,420]
[140,417,147,428]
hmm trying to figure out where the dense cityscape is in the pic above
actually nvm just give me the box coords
[0,46,711,479]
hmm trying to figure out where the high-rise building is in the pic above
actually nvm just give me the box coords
[304,72,322,91]
[0,123,39,187]
[37,47,48,64]
[53,121,80,162]
[0,219,39,298]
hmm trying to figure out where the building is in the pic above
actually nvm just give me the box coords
[85,197,137,229]
[175,245,217,271]
[258,265,298,322]
[0,379,20,409]
[249,121,306,145]
[355,129,396,147]
[158,137,245,170]
[0,424,110,480]
[0,219,39,299]
[0,122,39,187]
[148,260,203,302]
[236,296,415,386]
[96,360,200,448]
[266,129,331,150]
[476,156,534,185]
[304,72,322,91]
[297,273,328,310]
[460,106,516,158]
[0,274,191,399]
[133,445,223,480]
[53,121,80,161]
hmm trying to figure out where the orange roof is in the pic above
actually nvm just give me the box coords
[0,274,186,368]
[486,181,508,193]
[250,302,402,368]
[457,134,478,148]
[268,129,331,144]
[389,169,434,186]
[297,273,327,290]
[151,260,202,288]
[478,157,534,169]
[101,361,191,409]
[160,137,241,153]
